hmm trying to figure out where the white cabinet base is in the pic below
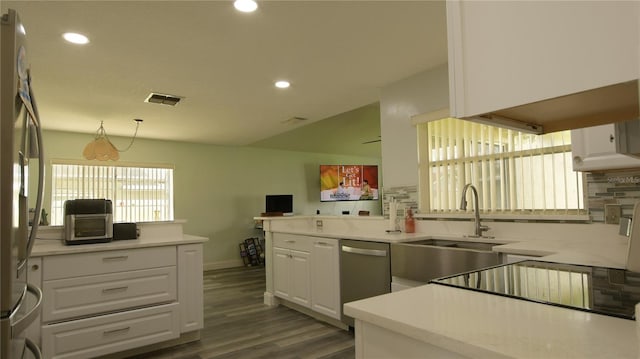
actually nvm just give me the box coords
[355,320,468,359]
[42,303,180,359]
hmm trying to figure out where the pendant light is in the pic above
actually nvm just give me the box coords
[82,119,142,161]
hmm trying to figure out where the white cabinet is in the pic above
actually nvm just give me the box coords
[447,1,638,129]
[41,303,179,359]
[32,242,205,359]
[571,124,640,171]
[311,238,340,320]
[273,236,312,308]
[273,247,292,299]
[178,244,204,333]
[39,247,180,358]
[272,233,340,320]
[289,250,312,307]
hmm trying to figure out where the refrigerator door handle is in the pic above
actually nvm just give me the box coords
[24,337,42,359]
[26,69,44,257]
[11,283,42,337]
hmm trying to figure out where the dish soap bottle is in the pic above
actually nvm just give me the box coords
[404,208,415,233]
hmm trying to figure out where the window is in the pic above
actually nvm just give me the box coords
[50,161,174,225]
[417,118,585,216]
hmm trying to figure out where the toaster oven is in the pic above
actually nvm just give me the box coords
[64,199,113,245]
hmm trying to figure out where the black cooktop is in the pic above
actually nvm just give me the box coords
[430,260,640,320]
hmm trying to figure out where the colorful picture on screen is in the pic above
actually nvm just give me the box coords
[320,165,379,202]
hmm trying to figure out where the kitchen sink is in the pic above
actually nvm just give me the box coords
[390,238,504,283]
[402,238,500,251]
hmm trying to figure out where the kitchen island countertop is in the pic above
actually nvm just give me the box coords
[344,282,638,358]
[31,221,207,256]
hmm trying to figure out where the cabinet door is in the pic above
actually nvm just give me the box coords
[447,1,638,119]
[273,247,291,299]
[178,244,203,333]
[571,124,640,171]
[288,250,311,308]
[311,239,340,319]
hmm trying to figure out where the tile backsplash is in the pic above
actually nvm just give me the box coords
[384,172,640,223]
[586,170,640,222]
[382,186,418,217]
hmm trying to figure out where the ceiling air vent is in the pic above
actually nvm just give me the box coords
[145,92,182,106]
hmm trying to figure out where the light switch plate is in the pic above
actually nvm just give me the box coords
[605,204,622,224]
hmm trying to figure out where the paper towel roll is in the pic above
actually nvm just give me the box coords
[389,200,397,231]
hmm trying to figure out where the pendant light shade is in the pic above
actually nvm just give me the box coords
[83,120,142,161]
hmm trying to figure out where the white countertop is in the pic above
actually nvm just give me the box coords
[264,217,636,357]
[344,283,639,358]
[32,234,208,257]
[269,229,437,243]
[493,235,630,269]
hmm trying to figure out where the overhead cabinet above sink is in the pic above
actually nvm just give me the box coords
[446,0,639,134]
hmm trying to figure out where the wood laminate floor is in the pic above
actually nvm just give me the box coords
[132,266,355,359]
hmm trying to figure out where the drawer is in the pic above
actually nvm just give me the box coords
[273,233,312,252]
[43,266,177,323]
[43,246,176,280]
[41,302,179,359]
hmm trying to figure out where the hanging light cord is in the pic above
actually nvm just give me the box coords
[99,119,142,152]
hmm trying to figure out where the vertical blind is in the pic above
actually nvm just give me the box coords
[418,118,584,215]
[50,161,174,225]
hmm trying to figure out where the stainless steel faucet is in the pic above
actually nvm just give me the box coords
[460,184,489,238]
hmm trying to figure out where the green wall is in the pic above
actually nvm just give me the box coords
[37,130,382,267]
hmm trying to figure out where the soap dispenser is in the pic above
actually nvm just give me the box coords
[404,208,415,233]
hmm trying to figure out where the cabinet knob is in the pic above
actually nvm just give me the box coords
[573,156,583,165]
[610,134,615,143]
[31,264,39,271]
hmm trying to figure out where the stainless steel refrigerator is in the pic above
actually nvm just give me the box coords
[1,9,45,359]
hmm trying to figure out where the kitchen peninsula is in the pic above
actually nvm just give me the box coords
[260,215,638,358]
[27,221,207,359]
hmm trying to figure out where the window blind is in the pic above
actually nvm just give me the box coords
[418,118,584,215]
[50,161,174,225]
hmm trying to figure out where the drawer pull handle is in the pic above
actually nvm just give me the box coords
[102,286,129,294]
[102,255,128,262]
[103,327,130,336]
[285,240,295,243]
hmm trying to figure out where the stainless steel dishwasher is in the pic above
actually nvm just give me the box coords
[339,239,390,327]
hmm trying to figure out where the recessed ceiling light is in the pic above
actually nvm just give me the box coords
[275,81,290,89]
[234,0,258,13]
[62,32,90,45]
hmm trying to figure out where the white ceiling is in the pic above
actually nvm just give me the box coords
[2,1,447,155]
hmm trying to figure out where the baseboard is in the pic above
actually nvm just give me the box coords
[264,291,279,306]
[280,300,348,331]
[97,331,200,359]
[203,259,246,271]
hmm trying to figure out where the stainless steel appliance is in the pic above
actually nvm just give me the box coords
[432,260,640,320]
[64,199,113,245]
[340,239,390,327]
[1,9,44,359]
[391,239,504,283]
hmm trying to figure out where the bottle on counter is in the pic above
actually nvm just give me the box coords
[404,208,415,233]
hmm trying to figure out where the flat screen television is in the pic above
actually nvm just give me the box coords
[265,194,293,214]
[320,165,379,202]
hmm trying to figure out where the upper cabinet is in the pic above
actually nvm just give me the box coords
[446,1,639,133]
[571,122,640,171]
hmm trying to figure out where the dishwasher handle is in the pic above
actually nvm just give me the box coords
[341,245,387,257]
